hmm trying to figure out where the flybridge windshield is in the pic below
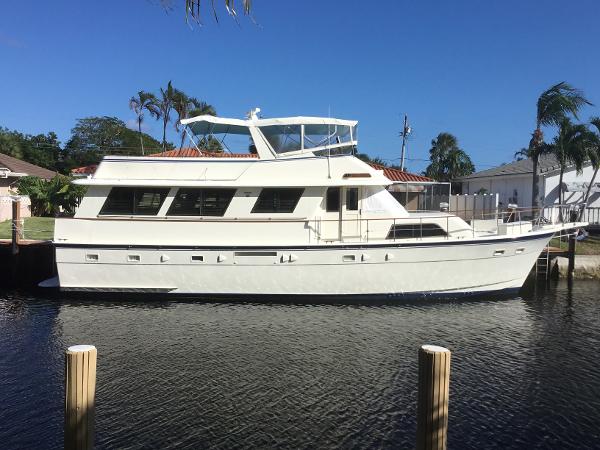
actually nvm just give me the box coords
[259,124,357,154]
[183,115,358,157]
[187,121,253,154]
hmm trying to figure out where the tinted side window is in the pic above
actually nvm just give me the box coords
[252,188,304,213]
[326,187,340,212]
[100,187,169,215]
[387,223,447,239]
[167,188,236,216]
[346,188,359,211]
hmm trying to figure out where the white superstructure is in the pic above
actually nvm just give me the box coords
[52,113,581,298]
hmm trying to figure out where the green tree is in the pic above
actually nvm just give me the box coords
[25,132,62,170]
[129,91,160,155]
[63,116,166,171]
[17,175,86,216]
[0,128,62,171]
[547,118,590,206]
[529,82,591,213]
[424,133,474,181]
[0,128,25,159]
[197,136,225,153]
[173,90,216,149]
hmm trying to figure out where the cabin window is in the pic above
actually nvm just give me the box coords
[346,188,359,211]
[326,187,340,212]
[252,188,304,213]
[99,187,169,215]
[387,223,447,239]
[167,188,236,216]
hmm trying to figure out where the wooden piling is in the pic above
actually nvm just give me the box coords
[65,345,97,450]
[568,234,576,280]
[11,199,20,255]
[417,345,451,450]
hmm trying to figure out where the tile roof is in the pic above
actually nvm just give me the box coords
[0,152,57,179]
[367,163,433,183]
[71,149,258,175]
[453,154,564,181]
[71,164,98,175]
[148,148,259,158]
[149,148,202,157]
[198,151,258,158]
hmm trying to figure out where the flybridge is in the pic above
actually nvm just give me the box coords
[180,111,358,160]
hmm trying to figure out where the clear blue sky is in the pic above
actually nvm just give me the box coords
[1,0,599,173]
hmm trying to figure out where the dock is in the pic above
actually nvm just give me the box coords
[0,239,56,288]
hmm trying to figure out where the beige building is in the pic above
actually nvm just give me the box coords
[0,152,56,195]
[0,152,57,221]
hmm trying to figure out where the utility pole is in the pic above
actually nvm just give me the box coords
[400,114,411,171]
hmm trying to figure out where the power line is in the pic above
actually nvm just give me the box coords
[379,156,500,168]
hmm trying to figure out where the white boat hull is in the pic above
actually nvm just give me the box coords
[54,231,554,298]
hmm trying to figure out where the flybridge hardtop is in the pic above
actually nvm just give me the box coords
[181,113,358,160]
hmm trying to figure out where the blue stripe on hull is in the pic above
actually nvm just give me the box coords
[52,287,522,305]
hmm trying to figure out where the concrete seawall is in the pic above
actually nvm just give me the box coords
[0,240,56,287]
[555,255,600,279]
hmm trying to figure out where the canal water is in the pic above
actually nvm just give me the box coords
[1,281,599,449]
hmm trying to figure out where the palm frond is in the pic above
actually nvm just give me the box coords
[184,0,251,24]
[537,81,593,127]
[590,116,600,135]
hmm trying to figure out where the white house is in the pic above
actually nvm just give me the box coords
[454,154,600,213]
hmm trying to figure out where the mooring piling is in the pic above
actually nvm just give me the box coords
[11,198,20,255]
[416,344,451,450]
[568,234,576,280]
[65,345,97,450]
[59,343,452,448]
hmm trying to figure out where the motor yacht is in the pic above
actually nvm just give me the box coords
[51,111,581,298]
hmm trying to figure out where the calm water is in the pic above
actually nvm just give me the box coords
[1,282,600,449]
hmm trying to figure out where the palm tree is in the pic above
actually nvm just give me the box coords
[129,91,159,155]
[424,132,474,182]
[547,118,590,207]
[172,90,216,149]
[529,82,591,214]
[152,81,176,152]
[580,117,600,220]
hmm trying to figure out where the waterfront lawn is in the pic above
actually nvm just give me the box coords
[0,217,55,241]
[549,235,600,255]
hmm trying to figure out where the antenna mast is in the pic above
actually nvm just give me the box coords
[400,114,411,171]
